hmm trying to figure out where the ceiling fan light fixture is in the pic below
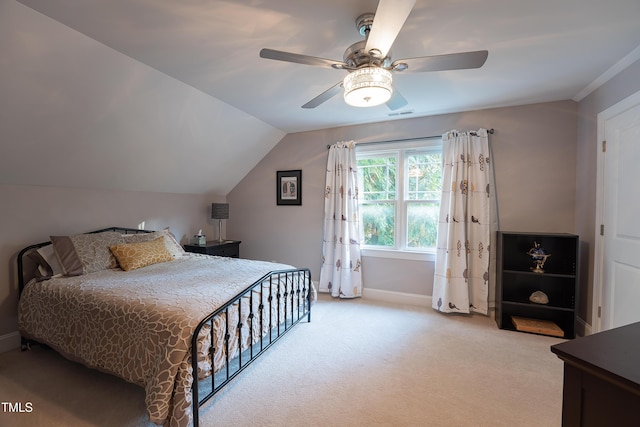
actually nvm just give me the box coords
[343,67,392,107]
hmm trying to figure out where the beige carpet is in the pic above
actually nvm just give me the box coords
[0,294,565,426]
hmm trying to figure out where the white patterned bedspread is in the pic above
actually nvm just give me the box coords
[18,254,310,427]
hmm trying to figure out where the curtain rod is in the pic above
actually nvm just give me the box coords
[327,128,494,149]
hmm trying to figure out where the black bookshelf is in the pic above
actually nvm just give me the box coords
[496,231,579,339]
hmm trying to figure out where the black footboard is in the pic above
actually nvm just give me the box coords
[191,268,312,427]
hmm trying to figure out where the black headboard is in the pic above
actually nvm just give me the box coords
[17,227,152,296]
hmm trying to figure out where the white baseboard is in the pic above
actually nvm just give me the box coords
[361,288,497,316]
[0,331,21,353]
[362,288,432,308]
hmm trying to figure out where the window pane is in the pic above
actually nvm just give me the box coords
[406,202,440,249]
[407,152,441,201]
[358,156,396,201]
[361,203,395,247]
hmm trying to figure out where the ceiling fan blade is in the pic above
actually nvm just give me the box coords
[302,82,343,109]
[393,50,489,73]
[260,48,347,69]
[365,0,415,59]
[386,87,408,111]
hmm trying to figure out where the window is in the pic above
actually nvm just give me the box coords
[356,139,442,258]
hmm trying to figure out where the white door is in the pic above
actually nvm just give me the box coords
[596,92,640,332]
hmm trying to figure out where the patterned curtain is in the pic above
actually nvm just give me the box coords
[319,141,362,298]
[432,129,492,315]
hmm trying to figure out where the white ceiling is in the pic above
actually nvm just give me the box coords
[16,0,640,134]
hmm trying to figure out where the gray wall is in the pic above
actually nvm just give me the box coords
[0,0,285,196]
[4,0,637,339]
[0,0,236,337]
[575,57,640,326]
[0,184,222,337]
[228,100,579,305]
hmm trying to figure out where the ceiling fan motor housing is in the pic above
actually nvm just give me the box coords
[356,13,375,37]
[343,41,391,69]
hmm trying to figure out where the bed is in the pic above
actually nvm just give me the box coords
[17,227,313,427]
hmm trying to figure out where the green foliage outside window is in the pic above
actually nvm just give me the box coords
[361,203,395,246]
[358,156,396,201]
[357,148,442,250]
[406,152,442,249]
[407,203,440,248]
[358,155,397,246]
[407,153,442,200]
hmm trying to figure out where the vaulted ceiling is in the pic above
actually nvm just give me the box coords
[16,0,640,133]
[3,0,640,196]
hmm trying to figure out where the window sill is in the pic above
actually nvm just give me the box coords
[361,248,435,262]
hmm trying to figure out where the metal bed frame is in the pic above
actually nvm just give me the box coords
[17,227,150,295]
[17,227,312,426]
[191,267,311,427]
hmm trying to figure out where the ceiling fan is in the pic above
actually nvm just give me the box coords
[259,0,488,110]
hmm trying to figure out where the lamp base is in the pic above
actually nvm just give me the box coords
[216,219,224,242]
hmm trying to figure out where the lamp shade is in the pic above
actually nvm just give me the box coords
[343,67,392,107]
[211,203,229,220]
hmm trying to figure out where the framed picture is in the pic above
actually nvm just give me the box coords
[277,170,302,205]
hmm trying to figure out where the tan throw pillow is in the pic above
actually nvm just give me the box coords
[110,237,174,271]
[122,228,185,258]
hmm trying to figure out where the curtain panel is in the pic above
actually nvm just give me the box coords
[319,141,362,298]
[433,129,492,315]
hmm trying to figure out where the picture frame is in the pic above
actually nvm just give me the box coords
[277,170,302,205]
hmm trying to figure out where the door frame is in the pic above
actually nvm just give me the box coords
[593,89,640,333]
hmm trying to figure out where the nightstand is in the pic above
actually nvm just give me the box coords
[183,240,241,258]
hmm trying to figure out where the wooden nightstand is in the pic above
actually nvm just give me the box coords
[183,240,241,258]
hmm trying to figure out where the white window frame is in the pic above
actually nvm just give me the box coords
[356,138,442,261]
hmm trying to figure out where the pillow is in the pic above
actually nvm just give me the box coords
[51,231,124,276]
[38,245,64,276]
[109,237,174,271]
[27,252,55,281]
[123,228,185,258]
[27,244,64,279]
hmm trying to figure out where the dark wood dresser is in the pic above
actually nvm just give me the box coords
[550,322,640,426]
[183,240,241,258]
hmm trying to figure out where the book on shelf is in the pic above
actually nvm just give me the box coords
[511,316,564,337]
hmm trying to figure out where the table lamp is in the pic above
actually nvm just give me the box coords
[211,203,229,242]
